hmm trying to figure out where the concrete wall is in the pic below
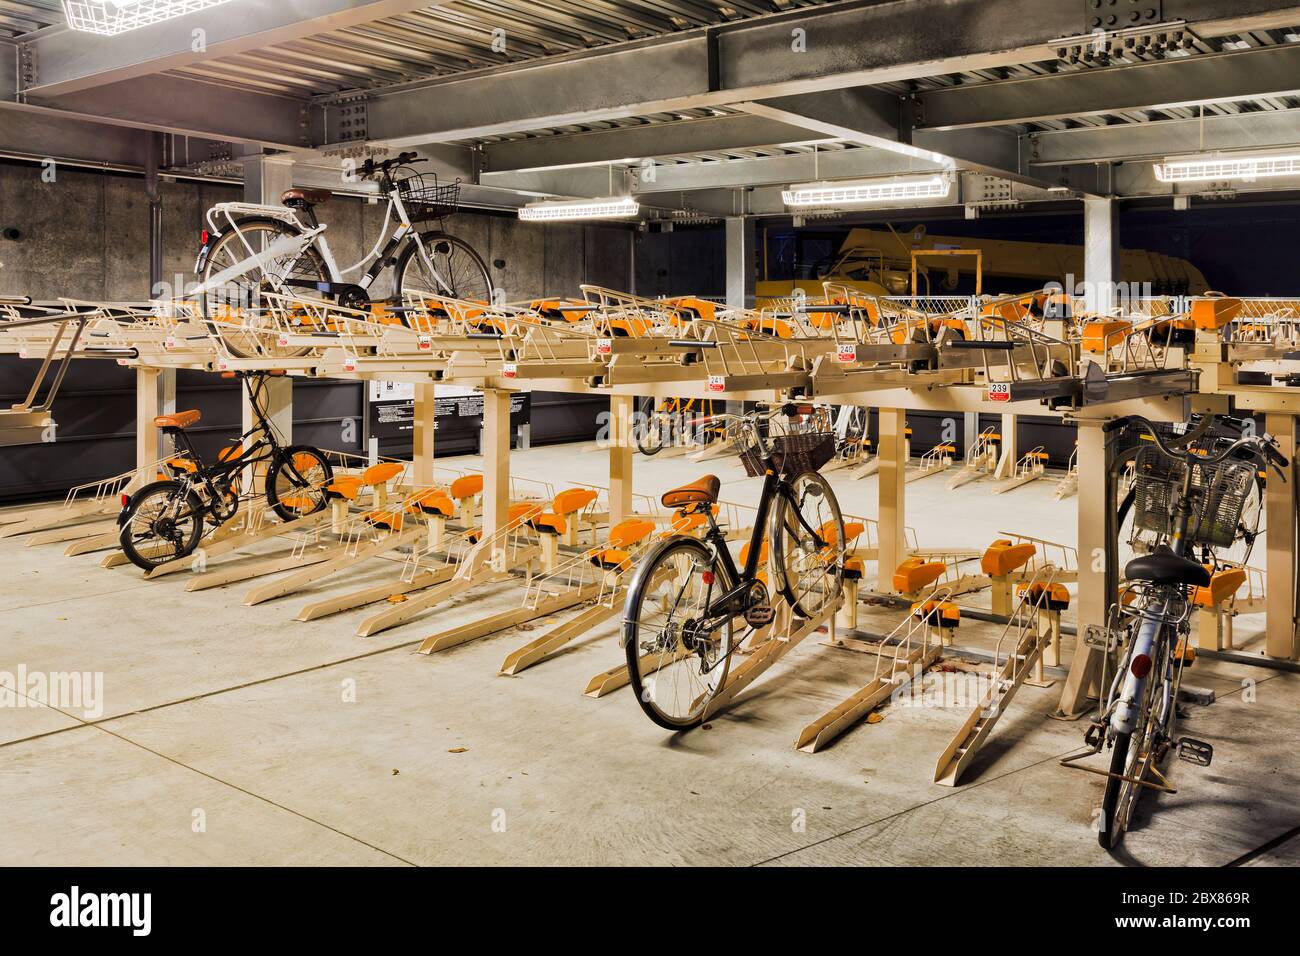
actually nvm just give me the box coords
[634,227,726,298]
[0,159,632,502]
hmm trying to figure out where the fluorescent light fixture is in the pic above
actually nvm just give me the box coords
[63,0,235,37]
[782,174,952,208]
[1154,152,1300,183]
[517,196,639,221]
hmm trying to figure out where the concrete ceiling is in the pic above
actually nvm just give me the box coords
[4,0,1300,215]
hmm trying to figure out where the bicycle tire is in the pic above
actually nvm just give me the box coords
[265,445,334,522]
[770,471,845,619]
[394,231,493,304]
[118,480,205,572]
[634,397,665,456]
[198,217,328,359]
[1098,732,1131,849]
[623,535,733,730]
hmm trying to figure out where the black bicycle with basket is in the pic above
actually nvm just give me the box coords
[621,403,846,729]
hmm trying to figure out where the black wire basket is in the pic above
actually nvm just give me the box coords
[739,430,837,478]
[396,172,461,221]
[1132,445,1256,549]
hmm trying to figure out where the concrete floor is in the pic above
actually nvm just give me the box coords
[1,441,1297,867]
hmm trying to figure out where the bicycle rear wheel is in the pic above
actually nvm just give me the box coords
[1098,638,1166,849]
[199,218,327,359]
[771,471,845,619]
[118,480,204,571]
[623,537,733,730]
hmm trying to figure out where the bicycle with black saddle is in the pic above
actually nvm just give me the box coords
[1071,414,1289,849]
[116,371,334,571]
[622,404,846,729]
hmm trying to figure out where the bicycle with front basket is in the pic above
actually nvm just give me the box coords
[622,404,846,729]
[116,371,334,571]
[1064,414,1288,849]
[193,151,493,358]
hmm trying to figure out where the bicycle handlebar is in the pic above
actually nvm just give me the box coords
[358,151,424,180]
[1121,414,1289,479]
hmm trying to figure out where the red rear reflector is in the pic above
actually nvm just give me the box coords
[701,571,715,585]
[200,230,210,244]
[1131,653,1152,679]
[120,494,130,507]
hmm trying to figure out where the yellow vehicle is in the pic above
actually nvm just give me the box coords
[757,224,1209,304]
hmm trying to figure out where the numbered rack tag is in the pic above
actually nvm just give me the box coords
[503,363,518,379]
[707,374,725,393]
[836,343,857,363]
[595,338,613,356]
[987,382,1011,403]
[418,335,432,351]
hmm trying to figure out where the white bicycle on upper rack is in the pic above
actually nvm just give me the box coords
[192,151,493,358]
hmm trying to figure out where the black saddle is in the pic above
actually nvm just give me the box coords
[1124,546,1211,588]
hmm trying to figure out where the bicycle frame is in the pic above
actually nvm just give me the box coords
[193,181,452,300]
[691,468,828,626]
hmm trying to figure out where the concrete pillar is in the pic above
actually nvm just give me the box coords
[481,389,512,551]
[413,384,436,486]
[609,395,634,525]
[963,412,978,456]
[995,412,1017,478]
[1083,197,1119,315]
[144,132,176,455]
[1264,413,1298,659]
[240,156,294,472]
[725,216,756,311]
[877,407,908,582]
[1056,419,1108,717]
[135,367,162,475]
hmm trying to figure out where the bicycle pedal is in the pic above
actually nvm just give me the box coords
[744,604,775,627]
[1177,737,1213,767]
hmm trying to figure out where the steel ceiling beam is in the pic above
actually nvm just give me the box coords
[1031,108,1300,165]
[342,0,1093,147]
[336,0,1300,149]
[15,75,311,149]
[481,114,830,172]
[0,105,150,168]
[478,145,951,198]
[25,0,441,98]
[737,90,1107,194]
[918,43,1300,130]
[637,148,949,195]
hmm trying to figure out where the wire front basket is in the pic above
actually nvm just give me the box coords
[397,172,461,221]
[739,430,837,478]
[1131,446,1256,549]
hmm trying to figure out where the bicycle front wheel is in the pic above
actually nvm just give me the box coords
[623,536,733,730]
[771,471,845,619]
[266,445,334,521]
[633,397,665,456]
[199,218,327,359]
[396,232,493,304]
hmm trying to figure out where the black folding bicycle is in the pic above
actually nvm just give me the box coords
[116,371,333,571]
[622,404,847,729]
